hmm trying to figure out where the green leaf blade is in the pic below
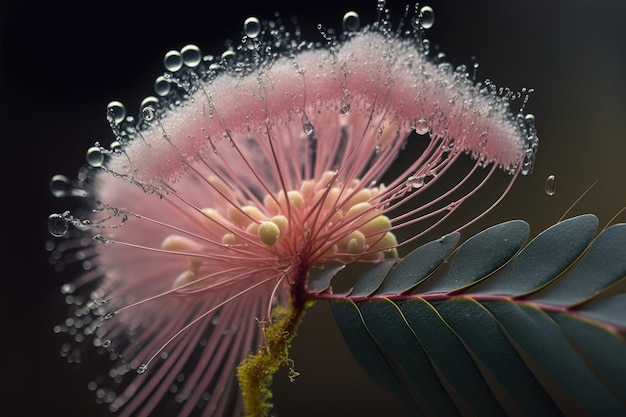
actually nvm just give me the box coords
[531,223,626,306]
[468,215,599,296]
[330,300,426,416]
[375,233,460,296]
[550,312,626,404]
[358,299,462,417]
[417,220,529,294]
[484,301,626,416]
[397,298,507,417]
[434,298,564,417]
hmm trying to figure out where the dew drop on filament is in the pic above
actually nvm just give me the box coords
[106,101,126,125]
[86,146,105,168]
[545,174,556,196]
[243,17,261,38]
[181,44,202,68]
[342,11,361,32]
[154,76,171,96]
[49,174,72,197]
[418,6,435,29]
[164,50,183,72]
[415,118,430,135]
[48,213,69,237]
[303,120,314,136]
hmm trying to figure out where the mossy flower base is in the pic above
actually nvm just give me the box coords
[237,303,307,417]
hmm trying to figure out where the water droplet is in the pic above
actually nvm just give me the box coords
[101,339,111,348]
[221,50,236,64]
[110,141,122,153]
[106,101,126,125]
[140,97,158,121]
[164,50,183,72]
[86,146,104,168]
[50,174,72,197]
[418,6,435,29]
[339,102,351,115]
[406,175,424,190]
[342,11,360,32]
[181,44,202,68]
[137,364,147,374]
[415,118,430,135]
[48,213,69,237]
[376,0,386,12]
[61,283,76,294]
[303,119,314,136]
[243,17,261,38]
[545,175,556,196]
[141,106,154,122]
[154,76,171,96]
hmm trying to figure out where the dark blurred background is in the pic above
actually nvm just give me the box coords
[1,0,625,416]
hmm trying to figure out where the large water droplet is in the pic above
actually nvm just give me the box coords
[418,6,435,29]
[243,17,261,38]
[106,101,126,125]
[137,364,147,374]
[342,11,360,32]
[50,174,72,197]
[415,118,430,135]
[164,50,183,72]
[154,75,171,96]
[545,175,556,196]
[181,44,202,68]
[48,213,69,237]
[86,146,104,168]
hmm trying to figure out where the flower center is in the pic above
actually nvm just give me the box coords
[162,171,398,288]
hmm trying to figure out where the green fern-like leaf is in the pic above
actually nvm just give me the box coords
[317,214,626,416]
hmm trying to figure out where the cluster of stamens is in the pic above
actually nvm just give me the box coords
[162,171,398,289]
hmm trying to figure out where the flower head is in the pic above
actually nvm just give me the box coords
[50,5,537,416]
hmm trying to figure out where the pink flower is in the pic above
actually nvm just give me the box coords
[50,9,537,417]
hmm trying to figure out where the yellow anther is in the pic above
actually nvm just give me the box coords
[222,233,238,245]
[207,175,235,200]
[228,205,267,227]
[278,190,304,210]
[344,188,372,208]
[365,231,399,260]
[300,179,315,199]
[201,208,229,236]
[361,215,392,240]
[263,194,281,215]
[316,171,338,190]
[172,270,198,289]
[246,222,260,237]
[271,215,289,238]
[345,202,374,219]
[321,187,341,211]
[338,230,366,254]
[258,221,281,246]
[189,257,202,271]
[161,235,200,252]
[322,244,338,257]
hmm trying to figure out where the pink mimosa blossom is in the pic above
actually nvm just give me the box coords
[50,7,537,417]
